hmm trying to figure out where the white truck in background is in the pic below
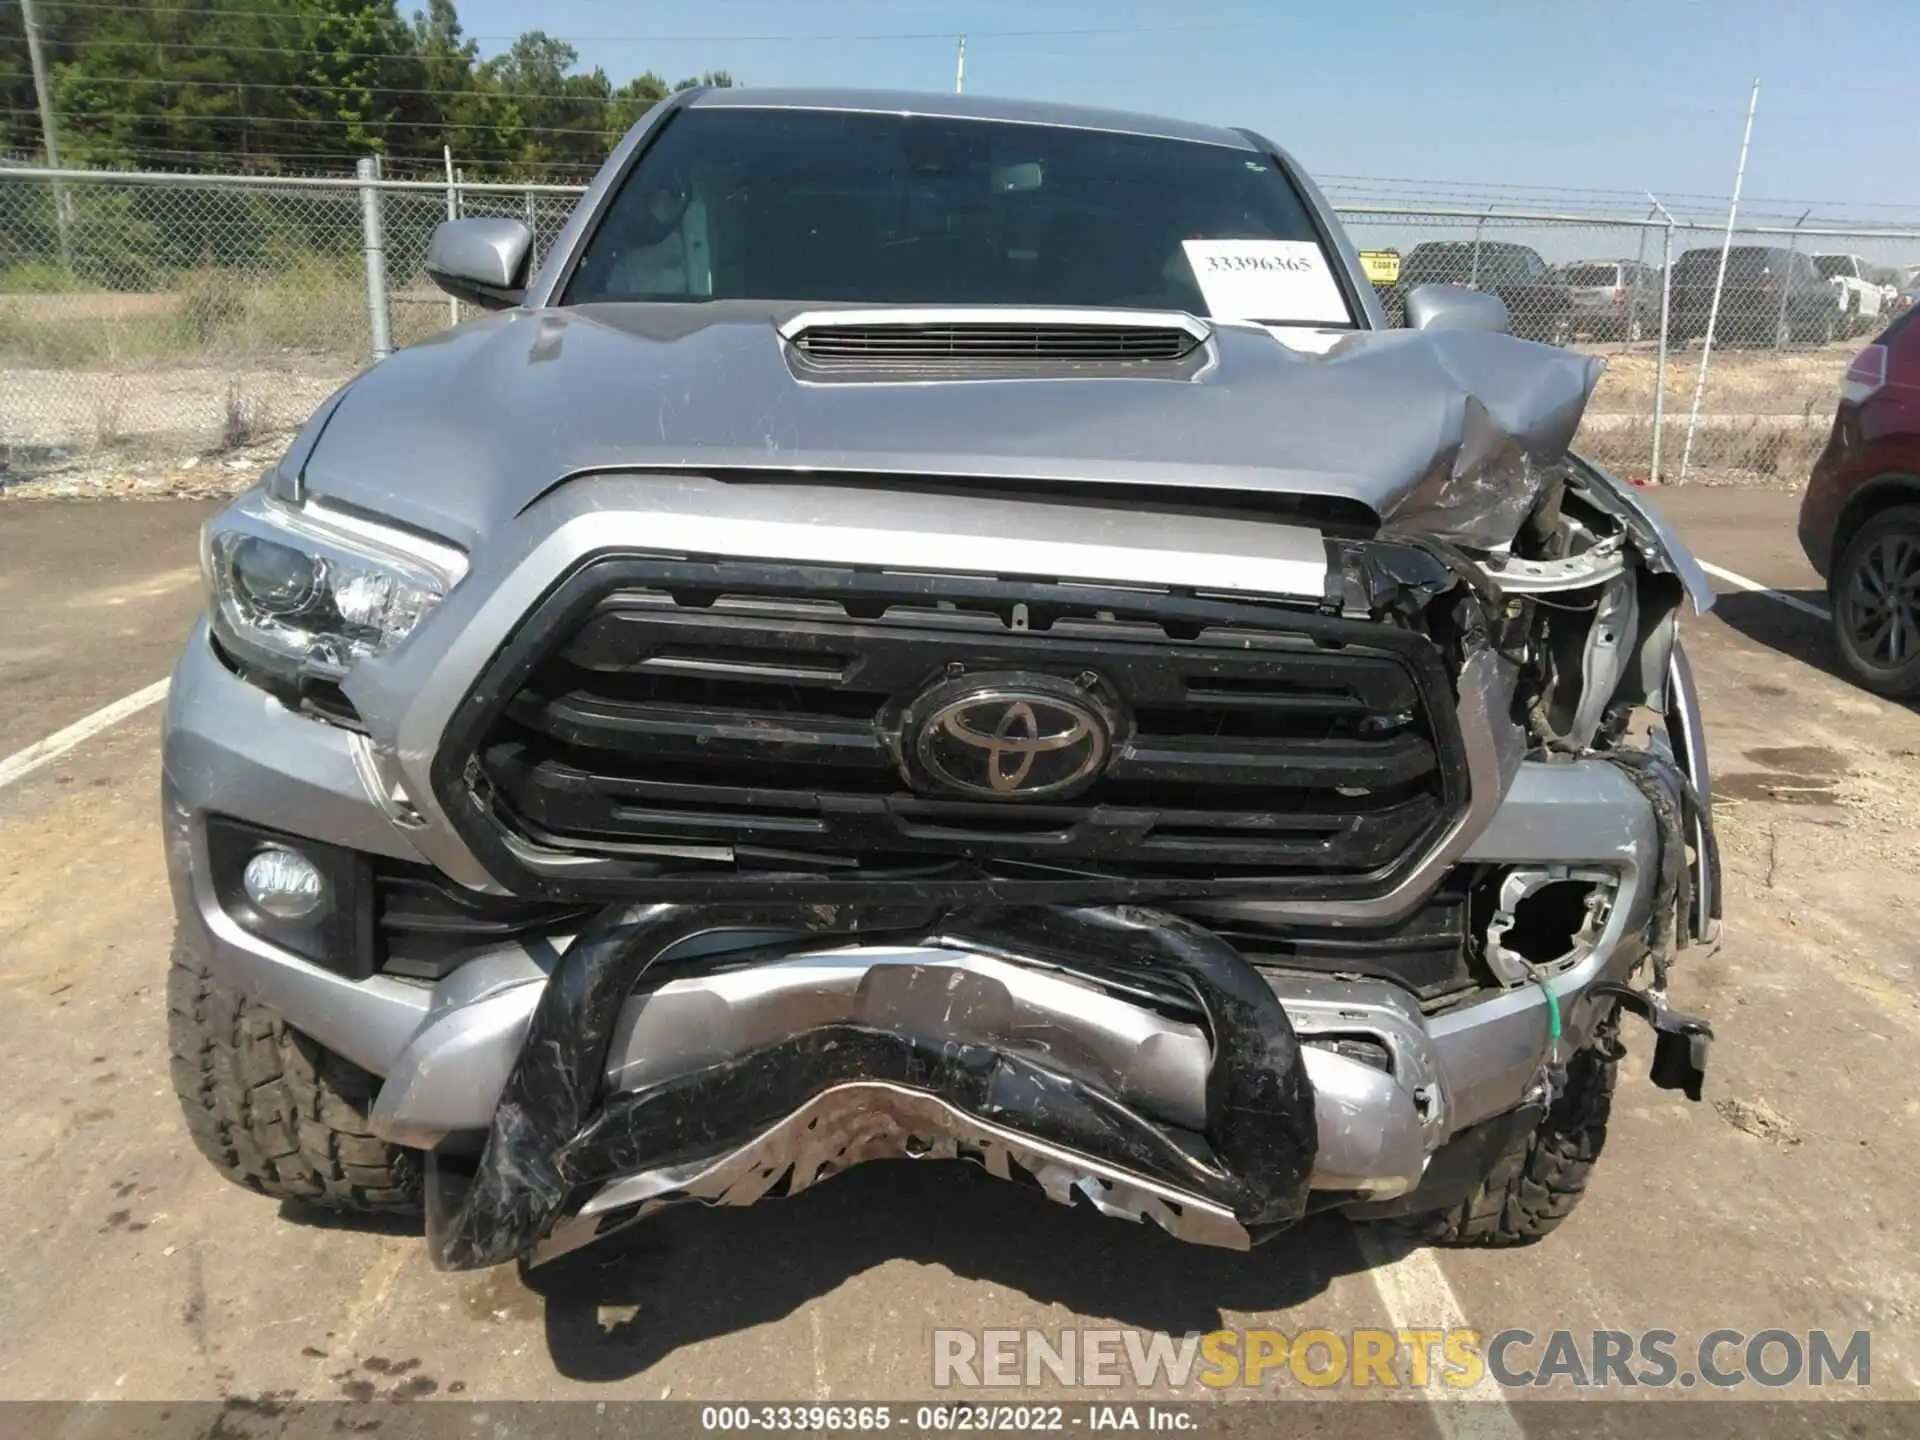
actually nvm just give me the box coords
[1815,253,1897,335]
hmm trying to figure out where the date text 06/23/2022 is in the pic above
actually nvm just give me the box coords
[698,1405,1195,1432]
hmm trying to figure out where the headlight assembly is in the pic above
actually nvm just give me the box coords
[203,492,466,688]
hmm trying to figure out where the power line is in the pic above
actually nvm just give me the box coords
[0,0,745,38]
[0,69,667,106]
[4,105,621,137]
[24,139,598,167]
[0,17,1257,58]
[1322,171,1920,213]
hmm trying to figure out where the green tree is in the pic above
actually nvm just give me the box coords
[2,0,738,178]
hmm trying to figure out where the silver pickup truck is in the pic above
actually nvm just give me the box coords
[163,87,1717,1273]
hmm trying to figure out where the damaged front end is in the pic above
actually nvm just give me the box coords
[169,319,1723,1271]
[392,446,1719,1272]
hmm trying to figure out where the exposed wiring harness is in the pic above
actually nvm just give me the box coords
[1517,955,1566,1103]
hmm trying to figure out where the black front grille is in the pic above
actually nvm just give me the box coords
[787,322,1198,366]
[434,559,1468,903]
[1189,878,1477,1007]
[375,859,591,980]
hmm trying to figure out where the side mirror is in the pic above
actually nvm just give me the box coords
[1404,283,1510,335]
[426,217,533,311]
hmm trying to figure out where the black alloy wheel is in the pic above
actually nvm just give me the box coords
[1833,505,1920,698]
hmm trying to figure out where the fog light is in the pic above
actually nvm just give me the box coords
[242,846,329,922]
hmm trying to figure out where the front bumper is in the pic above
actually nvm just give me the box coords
[163,614,1713,1265]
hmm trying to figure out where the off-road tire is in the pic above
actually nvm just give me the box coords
[167,932,421,1212]
[1411,1039,1618,1246]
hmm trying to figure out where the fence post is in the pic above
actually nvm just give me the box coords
[1648,194,1676,483]
[357,155,393,363]
[524,188,539,272]
[1469,207,1491,287]
[1774,208,1810,350]
[1653,220,1676,482]
[1629,210,1652,349]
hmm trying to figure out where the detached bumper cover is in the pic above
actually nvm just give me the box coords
[424,903,1318,1271]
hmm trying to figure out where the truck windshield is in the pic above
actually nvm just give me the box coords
[563,106,1352,324]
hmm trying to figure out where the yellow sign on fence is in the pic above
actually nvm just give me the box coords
[1357,249,1402,285]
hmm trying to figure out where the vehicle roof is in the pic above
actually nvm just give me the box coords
[1408,240,1538,253]
[681,86,1259,150]
[1678,244,1793,257]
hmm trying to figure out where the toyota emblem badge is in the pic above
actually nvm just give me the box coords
[904,675,1116,800]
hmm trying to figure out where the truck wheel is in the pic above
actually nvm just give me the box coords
[167,932,421,1212]
[1408,1039,1617,1246]
[1831,504,1920,699]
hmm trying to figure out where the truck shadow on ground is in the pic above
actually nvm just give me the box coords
[503,1161,1376,1383]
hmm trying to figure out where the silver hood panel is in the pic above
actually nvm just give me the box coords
[296,303,1604,549]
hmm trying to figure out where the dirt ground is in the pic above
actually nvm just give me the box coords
[0,489,1916,1435]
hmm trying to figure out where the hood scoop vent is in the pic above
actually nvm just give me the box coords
[780,308,1209,371]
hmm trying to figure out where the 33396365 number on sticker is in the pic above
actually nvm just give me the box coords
[1180,238,1350,326]
[1201,253,1317,273]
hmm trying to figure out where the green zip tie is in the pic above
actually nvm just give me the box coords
[1520,958,1563,1051]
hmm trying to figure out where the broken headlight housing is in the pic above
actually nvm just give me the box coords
[203,491,466,689]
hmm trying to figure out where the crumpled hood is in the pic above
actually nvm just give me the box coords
[298,302,1603,550]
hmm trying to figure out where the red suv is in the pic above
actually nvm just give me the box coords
[1798,307,1920,696]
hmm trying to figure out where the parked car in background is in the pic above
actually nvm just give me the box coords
[1894,274,1919,316]
[1671,246,1836,348]
[1554,259,1662,342]
[1798,306,1920,696]
[1396,241,1572,343]
[1814,253,1895,335]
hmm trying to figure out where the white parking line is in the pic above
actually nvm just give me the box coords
[1697,560,1832,622]
[0,679,169,791]
[1357,1231,1524,1439]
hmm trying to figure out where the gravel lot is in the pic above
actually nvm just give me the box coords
[0,487,1914,1437]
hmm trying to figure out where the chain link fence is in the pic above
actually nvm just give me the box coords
[2,165,1916,487]
[0,166,578,475]
[1341,206,1919,486]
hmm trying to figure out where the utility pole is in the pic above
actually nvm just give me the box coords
[19,0,73,270]
[1679,77,1760,485]
[444,145,460,327]
[955,35,966,94]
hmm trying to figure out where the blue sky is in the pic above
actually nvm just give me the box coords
[451,0,1911,223]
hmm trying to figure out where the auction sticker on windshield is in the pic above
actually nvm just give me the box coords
[1182,239,1350,325]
